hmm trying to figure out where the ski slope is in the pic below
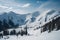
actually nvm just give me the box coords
[0,28,60,40]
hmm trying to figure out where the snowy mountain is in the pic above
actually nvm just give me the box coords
[35,10,60,26]
[26,9,60,33]
[0,9,60,40]
[0,9,60,30]
[0,11,40,28]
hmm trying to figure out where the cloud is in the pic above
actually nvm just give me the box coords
[0,4,14,12]
[21,3,31,8]
[0,5,8,9]
[0,4,13,10]
[0,0,32,14]
[37,1,60,13]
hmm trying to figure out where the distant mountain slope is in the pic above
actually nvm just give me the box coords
[0,11,40,27]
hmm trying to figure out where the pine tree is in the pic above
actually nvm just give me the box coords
[10,29,16,35]
[0,20,2,31]
[3,30,9,36]
[0,33,3,38]
[55,17,60,30]
[24,26,28,35]
[51,19,55,31]
[21,29,23,36]
[48,21,52,33]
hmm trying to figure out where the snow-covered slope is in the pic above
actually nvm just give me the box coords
[0,29,60,40]
[0,10,60,40]
[34,10,60,27]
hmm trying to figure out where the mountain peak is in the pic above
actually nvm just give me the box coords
[8,11,16,14]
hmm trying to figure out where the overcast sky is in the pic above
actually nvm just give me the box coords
[0,0,60,14]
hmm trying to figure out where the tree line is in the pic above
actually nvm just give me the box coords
[41,16,60,33]
[0,26,28,38]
